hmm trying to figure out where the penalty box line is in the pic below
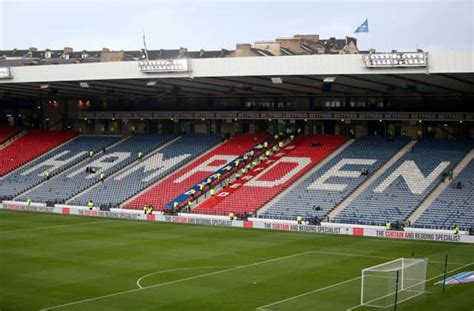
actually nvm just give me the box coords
[256,276,361,311]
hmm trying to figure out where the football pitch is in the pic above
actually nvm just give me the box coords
[1,210,473,311]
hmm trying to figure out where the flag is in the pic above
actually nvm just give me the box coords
[354,19,369,33]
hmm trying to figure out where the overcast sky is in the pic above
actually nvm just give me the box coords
[0,0,472,52]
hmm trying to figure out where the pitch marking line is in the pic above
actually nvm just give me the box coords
[346,261,474,311]
[136,266,237,289]
[256,276,361,310]
[40,250,316,310]
[0,220,112,234]
[39,249,472,311]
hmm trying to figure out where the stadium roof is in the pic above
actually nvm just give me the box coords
[0,51,473,100]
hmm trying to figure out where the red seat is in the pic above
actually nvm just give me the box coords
[0,129,78,176]
[124,134,268,210]
[193,135,347,216]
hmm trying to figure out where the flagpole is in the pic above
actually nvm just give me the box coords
[143,30,149,61]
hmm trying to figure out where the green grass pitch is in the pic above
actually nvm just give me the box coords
[1,210,473,311]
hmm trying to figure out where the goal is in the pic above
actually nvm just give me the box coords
[361,258,428,309]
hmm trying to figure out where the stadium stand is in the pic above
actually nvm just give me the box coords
[16,134,174,203]
[0,135,119,200]
[68,134,221,207]
[0,129,78,177]
[414,159,474,230]
[124,133,268,210]
[260,136,410,220]
[335,139,473,225]
[0,122,21,144]
[193,135,347,217]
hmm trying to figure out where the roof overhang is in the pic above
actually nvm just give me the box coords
[0,51,473,100]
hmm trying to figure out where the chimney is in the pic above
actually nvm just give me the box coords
[29,47,38,52]
[178,47,188,58]
[63,47,73,54]
[102,48,110,52]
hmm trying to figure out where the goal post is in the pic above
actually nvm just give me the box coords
[361,258,428,309]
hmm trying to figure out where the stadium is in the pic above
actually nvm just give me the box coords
[1,2,474,310]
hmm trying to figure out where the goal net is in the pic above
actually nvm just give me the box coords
[361,258,428,309]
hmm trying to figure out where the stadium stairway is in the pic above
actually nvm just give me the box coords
[334,139,474,226]
[0,129,79,177]
[0,129,25,151]
[258,138,355,216]
[15,134,174,204]
[0,122,22,145]
[192,135,347,217]
[163,133,286,210]
[0,135,120,200]
[410,149,474,230]
[67,134,222,207]
[259,136,410,221]
[327,140,417,220]
[123,133,268,210]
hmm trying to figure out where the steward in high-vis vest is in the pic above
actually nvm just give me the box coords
[143,205,148,214]
[27,198,32,206]
[146,205,153,215]
[210,188,216,196]
[385,221,391,230]
[100,172,106,182]
[173,202,179,209]
[453,225,460,235]
[137,152,143,160]
[229,212,235,221]
[87,200,94,210]
[296,216,302,225]
[45,170,51,180]
[89,151,94,158]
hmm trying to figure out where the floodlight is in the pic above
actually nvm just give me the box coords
[79,82,89,88]
[0,67,12,79]
[271,77,283,84]
[146,81,157,86]
[323,77,336,83]
[40,84,50,89]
